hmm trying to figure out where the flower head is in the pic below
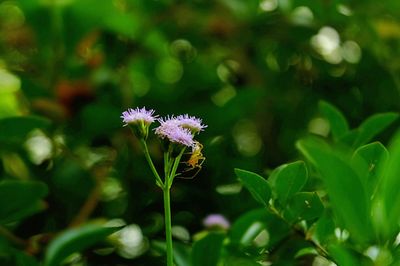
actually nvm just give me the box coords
[176,114,207,134]
[155,117,194,147]
[121,107,157,140]
[121,107,157,126]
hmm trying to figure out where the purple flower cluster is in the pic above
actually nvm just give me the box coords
[121,107,206,147]
[155,115,205,147]
[121,107,157,126]
[175,114,207,133]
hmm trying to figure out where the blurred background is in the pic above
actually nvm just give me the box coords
[0,0,399,264]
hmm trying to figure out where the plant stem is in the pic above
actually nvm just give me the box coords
[269,206,336,264]
[141,140,163,187]
[162,148,185,265]
[168,148,185,189]
[163,186,174,266]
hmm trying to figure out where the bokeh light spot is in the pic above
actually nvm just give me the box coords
[156,57,183,84]
[233,120,262,157]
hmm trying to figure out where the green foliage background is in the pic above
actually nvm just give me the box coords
[0,0,399,265]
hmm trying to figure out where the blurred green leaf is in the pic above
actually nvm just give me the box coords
[44,224,119,266]
[378,132,400,238]
[0,116,51,145]
[297,138,373,243]
[151,241,191,266]
[14,250,39,266]
[222,256,260,266]
[354,112,399,147]
[173,242,191,266]
[269,161,308,205]
[294,247,318,259]
[0,180,48,224]
[319,100,349,140]
[230,209,268,246]
[283,192,324,223]
[234,168,271,206]
[230,209,289,248]
[3,201,47,225]
[191,233,224,266]
[353,142,389,197]
[329,244,373,266]
[311,212,336,245]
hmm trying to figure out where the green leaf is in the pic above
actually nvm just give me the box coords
[329,244,374,266]
[354,112,399,147]
[0,180,48,224]
[230,209,268,246]
[2,201,47,225]
[234,169,271,206]
[296,138,373,243]
[339,129,359,146]
[319,100,349,140]
[353,142,389,198]
[269,161,308,205]
[151,241,191,266]
[311,212,336,245]
[191,233,225,266]
[0,116,51,145]
[44,224,120,266]
[229,209,289,248]
[222,256,260,266]
[173,242,191,266]
[283,192,324,223]
[294,247,318,259]
[378,132,400,238]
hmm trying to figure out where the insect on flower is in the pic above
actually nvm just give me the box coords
[180,141,205,179]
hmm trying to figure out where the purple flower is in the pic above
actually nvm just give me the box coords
[203,214,230,230]
[155,117,194,147]
[176,114,207,134]
[121,107,157,140]
[121,107,157,126]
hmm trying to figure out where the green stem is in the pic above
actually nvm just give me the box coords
[163,186,174,266]
[162,147,185,265]
[140,140,163,187]
[168,148,185,189]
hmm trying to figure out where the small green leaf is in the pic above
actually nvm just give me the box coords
[283,192,324,223]
[234,169,271,206]
[354,112,399,147]
[191,233,225,266]
[44,224,120,266]
[0,180,48,224]
[297,138,373,243]
[319,100,349,140]
[353,142,389,198]
[269,161,308,205]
